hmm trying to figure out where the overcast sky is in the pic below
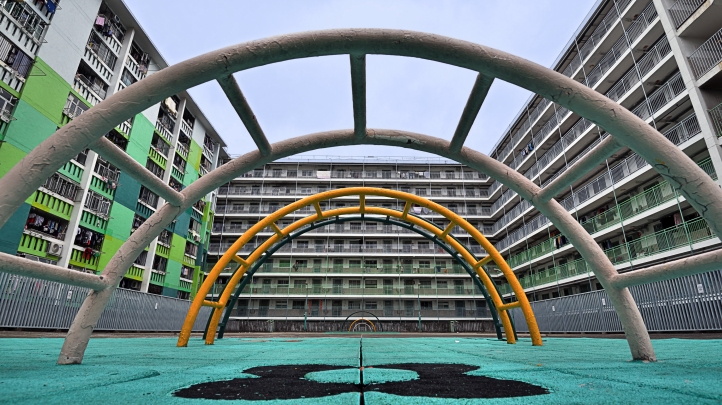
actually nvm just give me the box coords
[123,0,598,158]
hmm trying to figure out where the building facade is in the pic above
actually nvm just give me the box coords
[0,0,228,299]
[209,0,722,329]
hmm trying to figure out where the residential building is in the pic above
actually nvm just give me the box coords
[0,0,228,299]
[209,0,722,329]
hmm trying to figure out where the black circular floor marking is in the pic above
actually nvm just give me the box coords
[174,365,359,400]
[173,363,547,400]
[370,363,549,398]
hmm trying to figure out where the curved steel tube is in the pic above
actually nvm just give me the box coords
[212,214,506,340]
[0,29,716,362]
[188,190,533,346]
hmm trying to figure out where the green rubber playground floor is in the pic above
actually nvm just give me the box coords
[0,336,720,404]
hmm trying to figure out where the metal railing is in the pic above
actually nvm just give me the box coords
[510,269,722,332]
[495,114,704,251]
[229,307,490,320]
[0,273,210,331]
[668,0,705,28]
[500,216,717,294]
[710,102,722,137]
[688,27,722,79]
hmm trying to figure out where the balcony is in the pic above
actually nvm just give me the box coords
[125,55,147,81]
[688,27,722,81]
[499,216,718,295]
[495,115,706,252]
[73,74,106,106]
[668,0,706,28]
[176,141,189,160]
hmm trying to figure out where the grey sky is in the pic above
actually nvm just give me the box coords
[123,0,598,158]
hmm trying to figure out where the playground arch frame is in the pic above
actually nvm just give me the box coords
[0,29,719,363]
[195,189,527,344]
[210,213,513,340]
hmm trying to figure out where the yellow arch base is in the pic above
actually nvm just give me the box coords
[349,318,377,332]
[178,187,542,347]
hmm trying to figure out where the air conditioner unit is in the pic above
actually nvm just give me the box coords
[46,242,63,257]
[113,15,121,23]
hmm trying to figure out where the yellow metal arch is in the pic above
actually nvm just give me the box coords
[178,187,542,346]
[349,318,377,332]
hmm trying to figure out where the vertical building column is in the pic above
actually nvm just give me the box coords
[653,0,722,184]
[106,28,136,97]
[141,97,188,292]
[59,151,99,269]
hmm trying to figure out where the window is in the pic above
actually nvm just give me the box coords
[293,280,307,287]
[364,280,377,289]
[63,94,89,119]
[138,186,159,208]
[152,255,168,273]
[43,173,80,201]
[292,300,305,309]
[437,280,448,289]
[419,280,431,289]
[120,69,136,87]
[420,301,432,310]
[302,170,314,177]
[438,301,449,309]
[86,31,118,68]
[349,260,361,268]
[348,301,360,310]
[365,301,377,310]
[5,2,46,40]
[85,191,112,217]
[349,280,361,288]
[180,266,194,279]
[296,240,309,249]
[276,301,287,309]
[418,260,431,268]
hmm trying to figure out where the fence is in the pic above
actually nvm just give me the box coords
[0,272,210,331]
[510,269,722,333]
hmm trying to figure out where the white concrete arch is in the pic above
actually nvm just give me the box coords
[0,29,719,364]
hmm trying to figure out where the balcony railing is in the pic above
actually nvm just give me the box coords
[495,115,705,252]
[688,27,722,79]
[499,216,717,295]
[227,307,489,319]
[176,142,189,160]
[668,0,706,28]
[73,75,105,106]
[710,103,722,137]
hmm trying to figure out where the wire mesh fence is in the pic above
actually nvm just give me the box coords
[511,269,722,333]
[0,272,210,331]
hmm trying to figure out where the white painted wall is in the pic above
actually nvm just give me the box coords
[38,0,102,84]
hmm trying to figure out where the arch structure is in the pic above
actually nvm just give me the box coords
[342,311,384,333]
[0,29,720,364]
[211,213,510,341]
[191,188,530,345]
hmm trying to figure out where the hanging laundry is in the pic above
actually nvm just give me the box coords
[95,15,106,26]
[46,0,57,13]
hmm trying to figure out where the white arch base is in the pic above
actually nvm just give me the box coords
[0,29,718,364]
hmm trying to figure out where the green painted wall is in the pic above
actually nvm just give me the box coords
[2,100,58,154]
[114,172,142,211]
[0,142,27,178]
[105,202,134,241]
[126,114,154,163]
[0,202,31,254]
[19,58,75,126]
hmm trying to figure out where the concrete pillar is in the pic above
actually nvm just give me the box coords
[106,28,135,97]
[653,0,722,184]
[58,151,99,269]
[140,97,187,292]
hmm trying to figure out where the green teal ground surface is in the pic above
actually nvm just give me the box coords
[0,337,720,404]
